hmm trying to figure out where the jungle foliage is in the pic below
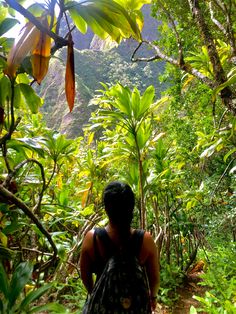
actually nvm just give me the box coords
[0,0,235,313]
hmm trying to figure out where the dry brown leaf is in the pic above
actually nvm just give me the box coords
[65,33,75,112]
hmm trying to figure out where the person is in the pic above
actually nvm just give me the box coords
[80,181,160,312]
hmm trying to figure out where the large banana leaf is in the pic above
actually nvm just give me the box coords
[67,0,142,43]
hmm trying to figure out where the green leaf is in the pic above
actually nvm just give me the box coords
[19,283,52,310]
[0,6,8,23]
[0,75,11,107]
[115,0,151,11]
[27,3,46,17]
[224,147,236,162]
[59,189,69,206]
[69,8,87,34]
[0,262,9,299]
[0,18,19,36]
[29,302,69,313]
[0,245,15,260]
[67,0,141,42]
[7,138,45,157]
[212,72,236,102]
[0,55,7,70]
[111,84,132,115]
[19,83,43,113]
[131,87,141,119]
[80,204,95,216]
[0,36,14,51]
[189,305,198,314]
[139,85,155,118]
[13,84,21,109]
[8,262,33,308]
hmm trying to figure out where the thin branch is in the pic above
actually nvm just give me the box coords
[3,158,46,214]
[217,108,229,129]
[211,157,236,198]
[158,0,184,66]
[131,40,216,88]
[209,1,227,34]
[209,1,236,55]
[10,246,54,257]
[0,185,57,261]
[188,0,236,115]
[0,117,21,146]
[55,0,65,35]
[2,142,12,173]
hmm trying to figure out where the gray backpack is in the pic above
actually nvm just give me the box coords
[82,228,151,314]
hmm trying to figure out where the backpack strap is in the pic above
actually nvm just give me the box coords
[131,229,145,257]
[93,228,113,277]
[94,227,145,258]
[94,227,113,254]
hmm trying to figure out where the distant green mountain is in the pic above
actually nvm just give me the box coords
[39,5,165,138]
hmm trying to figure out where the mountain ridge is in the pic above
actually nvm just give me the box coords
[38,5,165,138]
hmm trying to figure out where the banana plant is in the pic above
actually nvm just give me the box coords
[89,83,169,228]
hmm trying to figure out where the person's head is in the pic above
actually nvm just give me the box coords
[103,181,135,228]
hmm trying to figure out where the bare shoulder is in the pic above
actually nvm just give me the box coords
[81,229,95,251]
[143,231,156,249]
[139,230,157,264]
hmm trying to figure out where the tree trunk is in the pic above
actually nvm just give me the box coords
[188,0,236,114]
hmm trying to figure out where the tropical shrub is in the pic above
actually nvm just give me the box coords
[192,244,236,313]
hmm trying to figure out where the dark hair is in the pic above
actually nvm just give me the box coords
[103,181,135,228]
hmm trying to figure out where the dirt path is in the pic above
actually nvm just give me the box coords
[154,271,207,314]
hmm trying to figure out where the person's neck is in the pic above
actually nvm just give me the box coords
[105,222,131,234]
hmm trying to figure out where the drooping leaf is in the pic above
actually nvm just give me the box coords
[19,283,52,310]
[9,262,33,308]
[5,22,40,78]
[28,302,69,313]
[31,16,51,84]
[0,17,19,36]
[224,147,236,162]
[13,84,22,109]
[0,75,11,107]
[67,0,142,43]
[212,69,236,102]
[70,8,87,34]
[65,33,75,112]
[19,83,42,113]
[7,137,45,157]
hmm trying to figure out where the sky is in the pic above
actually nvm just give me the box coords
[6,1,56,38]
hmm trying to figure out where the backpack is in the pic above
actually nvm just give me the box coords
[82,227,151,314]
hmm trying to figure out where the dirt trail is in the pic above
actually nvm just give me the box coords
[154,271,207,314]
